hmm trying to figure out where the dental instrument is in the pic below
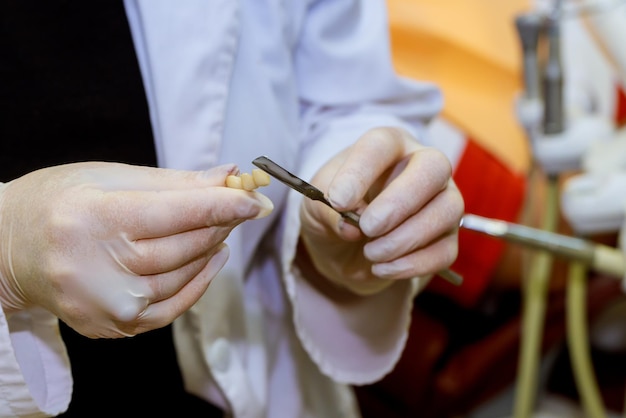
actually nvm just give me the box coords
[542,12,565,135]
[461,213,626,278]
[252,155,464,287]
[515,13,543,103]
[513,3,579,416]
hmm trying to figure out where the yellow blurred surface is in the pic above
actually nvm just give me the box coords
[388,0,533,173]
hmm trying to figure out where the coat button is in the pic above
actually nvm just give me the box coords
[207,338,231,373]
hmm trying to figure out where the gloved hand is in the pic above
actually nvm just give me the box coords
[582,127,626,175]
[559,127,626,235]
[530,115,614,176]
[0,162,273,338]
[299,127,464,295]
[561,171,626,235]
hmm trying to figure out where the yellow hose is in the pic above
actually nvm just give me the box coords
[513,173,559,418]
[566,261,607,418]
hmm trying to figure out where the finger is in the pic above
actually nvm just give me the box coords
[120,244,230,335]
[370,232,459,280]
[300,197,365,243]
[97,187,273,239]
[360,148,453,237]
[141,251,216,302]
[327,127,412,211]
[87,162,239,190]
[122,226,233,275]
[363,186,463,263]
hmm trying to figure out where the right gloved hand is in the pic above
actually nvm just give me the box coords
[0,162,273,338]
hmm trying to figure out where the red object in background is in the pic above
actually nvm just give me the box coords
[614,83,626,127]
[427,139,527,308]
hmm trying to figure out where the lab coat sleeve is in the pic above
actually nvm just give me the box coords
[282,0,444,385]
[0,307,71,417]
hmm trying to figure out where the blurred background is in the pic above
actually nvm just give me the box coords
[353,1,626,417]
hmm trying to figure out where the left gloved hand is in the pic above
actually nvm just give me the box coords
[299,127,464,295]
[0,162,273,338]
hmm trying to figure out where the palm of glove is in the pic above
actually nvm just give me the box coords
[0,162,273,338]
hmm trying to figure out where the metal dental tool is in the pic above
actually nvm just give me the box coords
[252,155,464,286]
[542,3,565,135]
[515,12,544,101]
[252,156,361,227]
[461,213,626,278]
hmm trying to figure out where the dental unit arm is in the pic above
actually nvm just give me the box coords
[513,9,568,417]
[515,1,624,237]
[516,5,614,178]
[512,2,617,417]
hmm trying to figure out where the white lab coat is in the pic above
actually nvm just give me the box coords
[0,0,443,417]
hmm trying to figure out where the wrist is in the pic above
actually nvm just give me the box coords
[0,180,27,314]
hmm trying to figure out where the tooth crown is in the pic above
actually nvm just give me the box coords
[225,168,271,191]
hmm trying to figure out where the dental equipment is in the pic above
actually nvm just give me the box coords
[252,155,464,287]
[512,3,590,416]
[464,211,618,418]
[252,156,361,227]
[542,10,565,135]
[515,13,543,102]
[461,213,626,278]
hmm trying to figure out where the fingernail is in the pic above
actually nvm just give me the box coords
[328,186,354,210]
[201,164,238,178]
[206,244,230,279]
[371,262,395,278]
[251,192,274,219]
[210,244,230,268]
[359,208,389,236]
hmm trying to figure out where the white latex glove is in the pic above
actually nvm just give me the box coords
[582,127,626,175]
[514,94,544,139]
[562,171,626,234]
[531,115,614,176]
[560,128,626,235]
[299,127,464,295]
[0,162,273,338]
